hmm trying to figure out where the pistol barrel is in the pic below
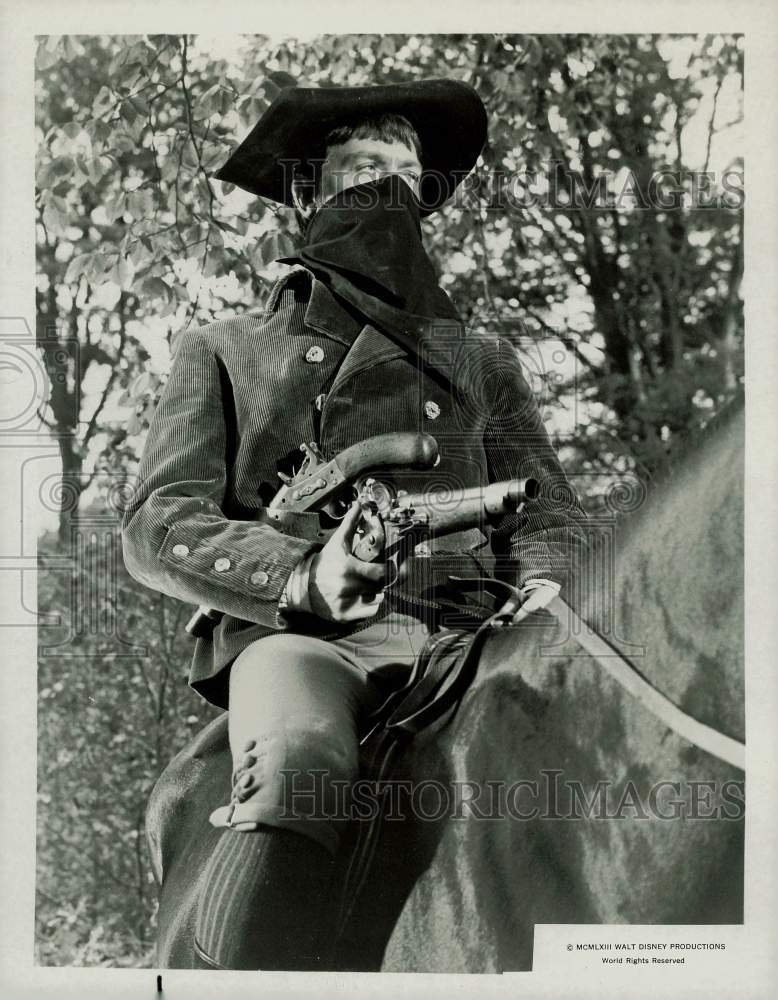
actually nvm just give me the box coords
[397,477,539,533]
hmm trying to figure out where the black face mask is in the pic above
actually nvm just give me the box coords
[279,173,461,340]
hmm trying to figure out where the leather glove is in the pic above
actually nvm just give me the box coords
[491,578,562,628]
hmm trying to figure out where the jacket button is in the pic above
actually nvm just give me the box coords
[250,570,269,586]
[314,393,327,411]
[171,544,190,557]
[213,557,231,572]
[424,400,441,420]
[305,346,324,364]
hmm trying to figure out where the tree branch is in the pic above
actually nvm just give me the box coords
[521,308,599,372]
[703,72,725,178]
[36,404,57,431]
[82,298,128,448]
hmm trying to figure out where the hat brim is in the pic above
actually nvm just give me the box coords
[213,78,487,216]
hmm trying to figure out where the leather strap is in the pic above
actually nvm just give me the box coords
[545,595,746,772]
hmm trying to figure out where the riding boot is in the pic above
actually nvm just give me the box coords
[193,823,337,971]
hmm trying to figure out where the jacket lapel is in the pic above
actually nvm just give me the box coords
[327,324,407,398]
[273,265,485,401]
[302,274,365,347]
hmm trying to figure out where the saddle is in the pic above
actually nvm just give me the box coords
[334,574,522,939]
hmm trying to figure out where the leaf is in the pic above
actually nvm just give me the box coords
[202,249,223,279]
[126,189,154,220]
[492,70,509,93]
[261,72,296,102]
[103,192,127,223]
[130,372,151,396]
[86,155,111,186]
[92,86,114,118]
[112,131,138,154]
[50,156,75,178]
[111,256,134,290]
[158,295,178,318]
[42,202,68,238]
[182,223,204,246]
[181,141,200,171]
[63,37,81,62]
[85,252,112,280]
[378,36,396,57]
[200,141,226,171]
[215,219,240,235]
[140,276,170,300]
[129,239,155,269]
[36,161,58,189]
[62,121,83,140]
[248,96,270,121]
[36,46,60,72]
[255,231,298,267]
[197,85,223,119]
[64,253,91,285]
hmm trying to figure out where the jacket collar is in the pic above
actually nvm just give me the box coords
[266,266,487,400]
[267,265,365,347]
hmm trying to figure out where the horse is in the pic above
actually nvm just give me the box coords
[146,396,745,971]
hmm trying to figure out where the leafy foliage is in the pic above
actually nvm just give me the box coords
[36,518,219,965]
[35,32,743,965]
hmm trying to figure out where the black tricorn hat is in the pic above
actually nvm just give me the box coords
[213,78,487,216]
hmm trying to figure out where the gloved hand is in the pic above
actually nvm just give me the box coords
[490,578,561,628]
[304,501,390,623]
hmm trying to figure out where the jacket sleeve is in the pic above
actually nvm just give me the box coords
[120,325,318,627]
[483,336,589,591]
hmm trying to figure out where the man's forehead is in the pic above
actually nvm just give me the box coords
[325,136,421,166]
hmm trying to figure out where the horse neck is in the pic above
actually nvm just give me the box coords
[585,404,745,740]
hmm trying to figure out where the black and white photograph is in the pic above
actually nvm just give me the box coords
[1,3,776,997]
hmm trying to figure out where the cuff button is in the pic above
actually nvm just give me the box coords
[213,557,231,572]
[172,544,190,557]
[250,570,269,586]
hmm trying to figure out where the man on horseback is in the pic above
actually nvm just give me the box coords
[121,78,587,970]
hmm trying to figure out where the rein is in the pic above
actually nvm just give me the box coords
[545,594,746,772]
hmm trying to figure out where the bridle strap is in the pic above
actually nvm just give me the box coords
[545,595,746,773]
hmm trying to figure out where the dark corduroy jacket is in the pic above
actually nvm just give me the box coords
[121,266,587,707]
